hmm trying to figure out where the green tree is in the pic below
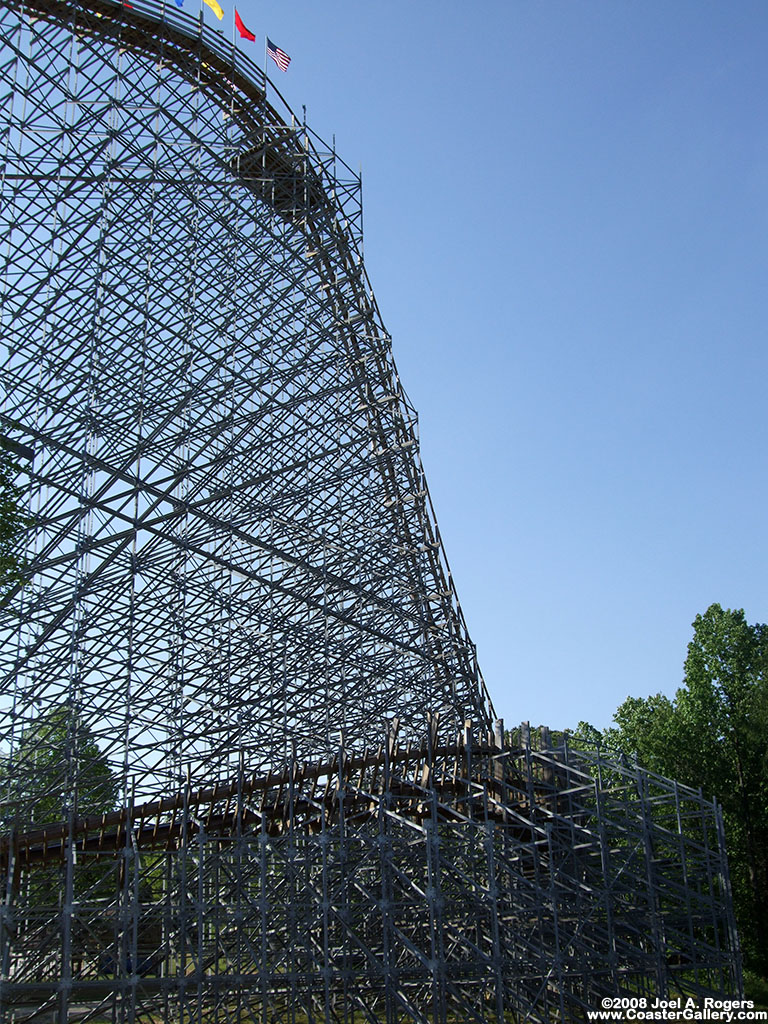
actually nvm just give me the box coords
[0,438,28,597]
[601,693,677,772]
[0,707,121,978]
[677,605,768,972]
[572,720,604,747]
[2,705,119,828]
[588,605,768,974]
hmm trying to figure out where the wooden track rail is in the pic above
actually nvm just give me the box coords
[2,738,531,868]
[19,0,329,223]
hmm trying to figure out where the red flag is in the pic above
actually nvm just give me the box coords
[235,9,255,41]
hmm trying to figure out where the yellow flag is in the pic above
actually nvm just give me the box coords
[203,0,224,19]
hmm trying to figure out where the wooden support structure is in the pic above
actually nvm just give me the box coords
[0,0,742,1016]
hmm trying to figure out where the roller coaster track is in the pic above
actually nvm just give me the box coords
[0,1,741,1016]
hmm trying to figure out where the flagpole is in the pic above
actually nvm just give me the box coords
[231,9,236,101]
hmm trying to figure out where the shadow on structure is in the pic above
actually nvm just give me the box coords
[1,721,741,1023]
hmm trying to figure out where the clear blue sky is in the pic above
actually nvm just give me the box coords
[225,0,768,732]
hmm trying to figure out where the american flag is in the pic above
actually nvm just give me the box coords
[266,38,291,72]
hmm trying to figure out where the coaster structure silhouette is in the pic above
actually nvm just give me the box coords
[0,0,741,1019]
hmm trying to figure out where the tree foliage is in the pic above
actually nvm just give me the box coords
[1,706,121,909]
[584,604,768,974]
[1,705,119,828]
[0,439,28,597]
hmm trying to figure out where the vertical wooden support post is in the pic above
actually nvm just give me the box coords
[493,718,505,788]
[178,767,191,1020]
[715,802,743,996]
[493,718,504,751]
[482,807,506,1024]
[545,820,568,1023]
[423,715,444,1024]
[128,785,140,1024]
[636,768,667,997]
[259,813,269,1024]
[425,816,447,1024]
[593,764,618,989]
[540,725,555,792]
[196,823,205,1024]
[163,848,172,1015]
[673,780,698,978]
[423,711,439,788]
[521,722,535,814]
[58,803,75,1024]
[0,833,19,1012]
[520,720,530,750]
[463,719,473,820]
[234,752,244,1024]
[337,730,350,1023]
[319,799,333,1024]
[380,722,397,1024]
[387,717,400,762]
[286,740,298,1024]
